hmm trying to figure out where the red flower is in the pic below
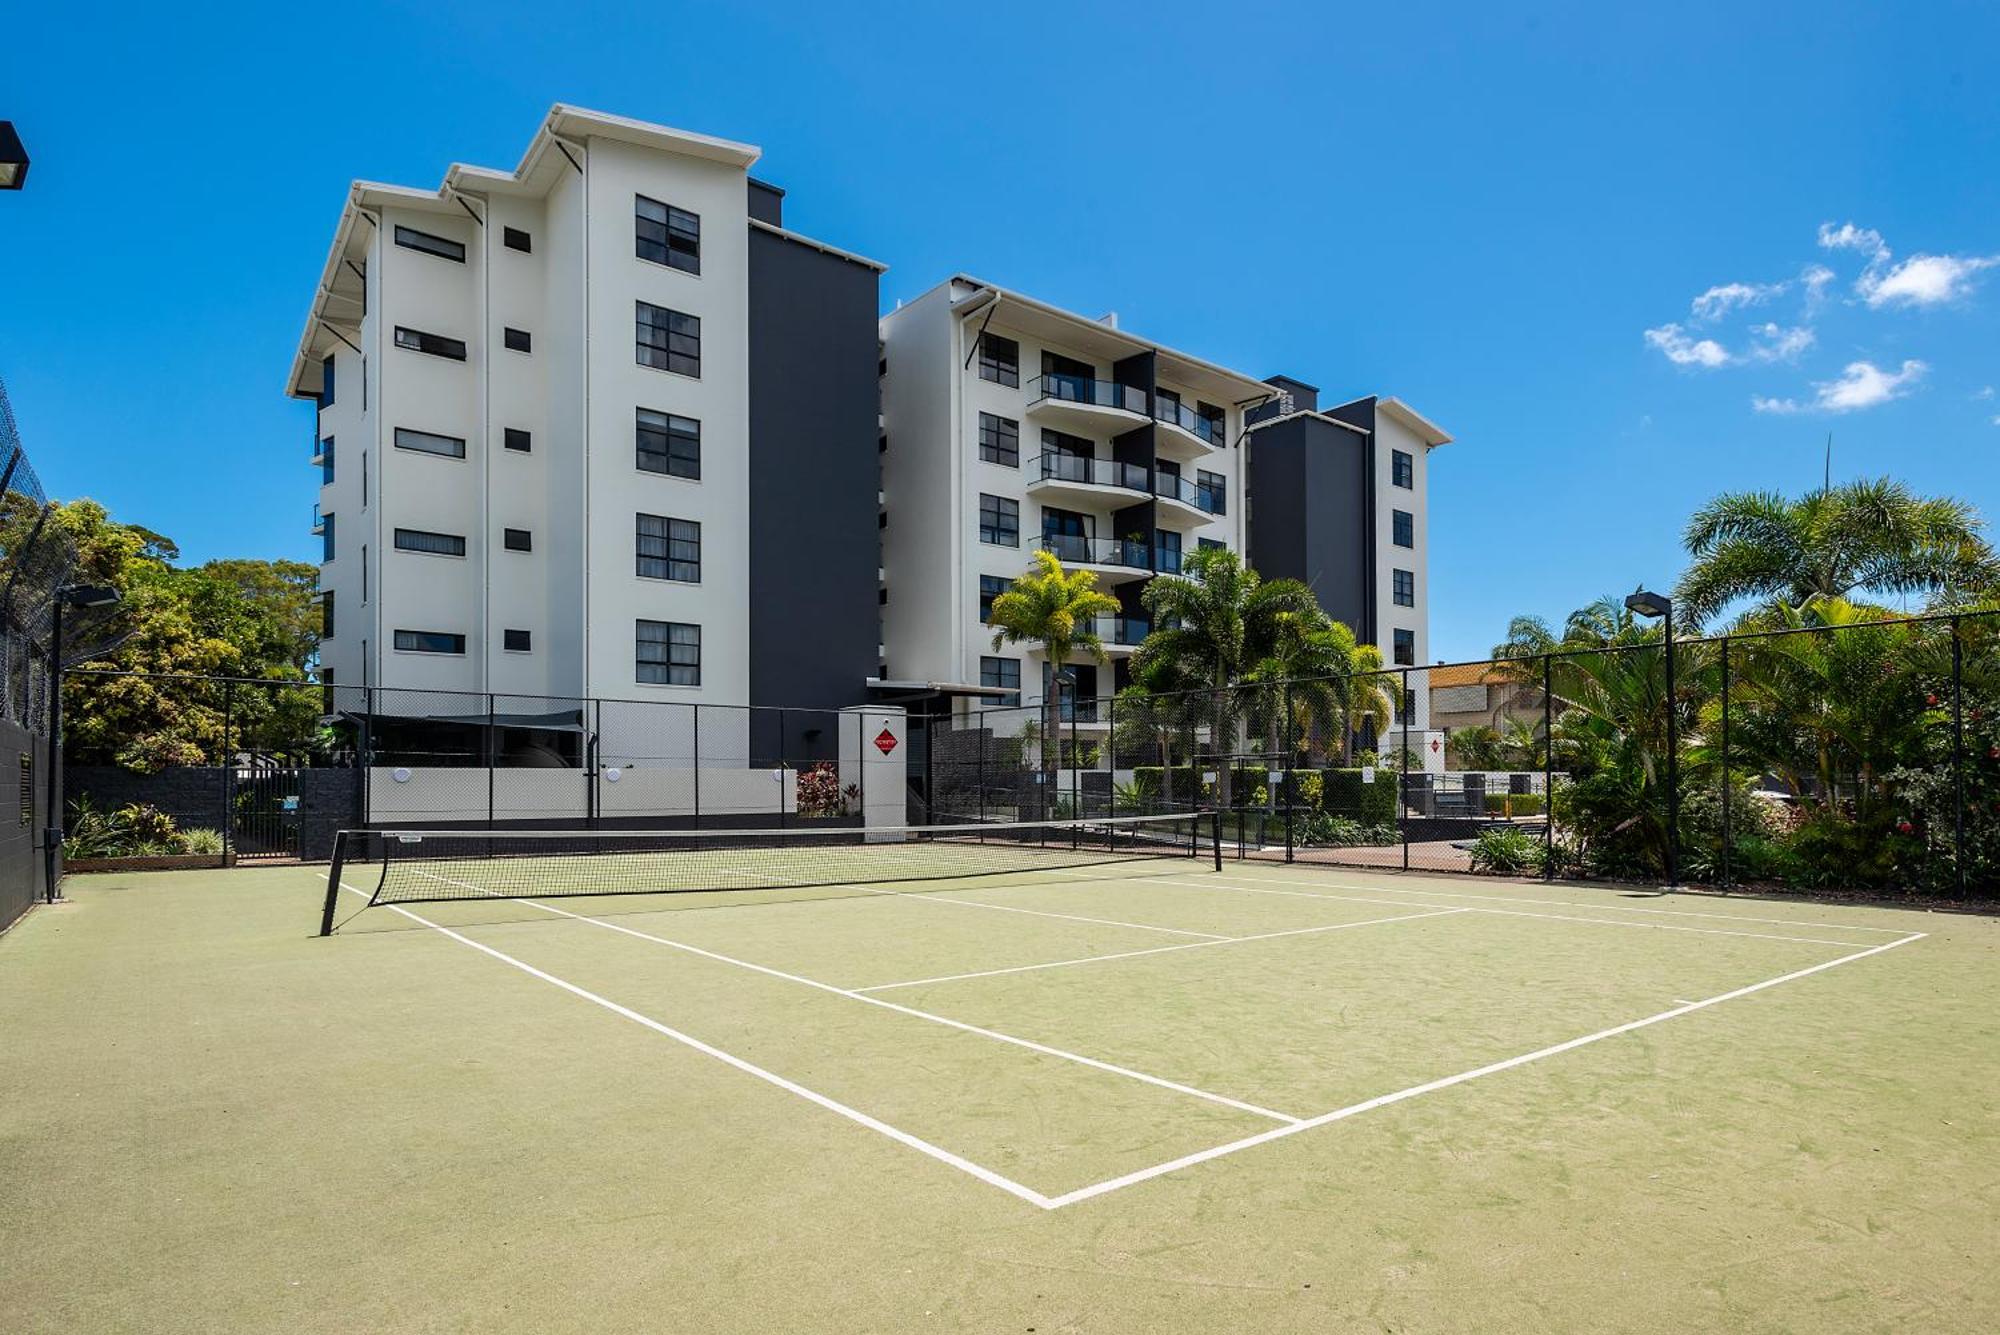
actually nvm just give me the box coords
[1896,820,1915,835]
[1926,693,1939,706]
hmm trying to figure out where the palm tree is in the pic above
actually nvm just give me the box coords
[1675,478,1999,627]
[1135,546,1323,807]
[988,549,1120,807]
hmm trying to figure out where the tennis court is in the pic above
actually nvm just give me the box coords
[3,817,1996,1332]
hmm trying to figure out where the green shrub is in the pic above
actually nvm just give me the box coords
[1469,825,1542,876]
[1321,769,1396,826]
[1129,766,1205,805]
[181,828,225,855]
[1482,792,1544,817]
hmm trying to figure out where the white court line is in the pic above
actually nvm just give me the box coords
[853,907,1473,992]
[1042,930,1929,1209]
[399,871,1299,1124]
[337,884,1058,1209]
[841,880,1228,940]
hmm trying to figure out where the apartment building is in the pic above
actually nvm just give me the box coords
[1245,381,1451,733]
[287,106,883,742]
[877,277,1269,723]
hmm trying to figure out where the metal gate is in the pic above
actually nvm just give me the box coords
[230,765,303,860]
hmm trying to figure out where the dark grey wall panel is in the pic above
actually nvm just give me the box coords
[1248,416,1371,640]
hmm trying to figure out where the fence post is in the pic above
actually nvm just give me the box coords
[691,703,701,829]
[1282,680,1296,864]
[1542,654,1554,881]
[485,693,496,831]
[1399,667,1411,873]
[360,686,374,829]
[779,707,788,828]
[1107,692,1116,816]
[1952,617,1965,898]
[1720,638,1732,888]
[976,706,986,829]
[222,679,235,861]
[1069,678,1080,826]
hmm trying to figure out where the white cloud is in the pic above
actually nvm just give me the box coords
[1644,323,1730,369]
[1858,252,2000,308]
[1817,221,1889,263]
[1747,322,1815,363]
[1976,385,1995,400]
[1752,359,1927,415]
[1800,263,1836,310]
[1690,281,1784,322]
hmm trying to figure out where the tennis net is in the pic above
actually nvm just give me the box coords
[320,811,1221,933]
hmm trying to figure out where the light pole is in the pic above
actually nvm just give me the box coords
[44,583,121,902]
[0,122,29,190]
[1624,588,1678,889]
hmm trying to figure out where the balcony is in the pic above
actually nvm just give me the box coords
[1025,452,1151,508]
[1091,615,1151,652]
[1025,374,1152,435]
[1150,470,1226,527]
[1036,532,1153,582]
[1153,397,1227,455]
[310,503,325,536]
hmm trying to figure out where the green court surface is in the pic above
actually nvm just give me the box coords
[2,855,1996,1333]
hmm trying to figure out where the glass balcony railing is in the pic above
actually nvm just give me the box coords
[310,503,325,536]
[1092,615,1151,646]
[1037,533,1152,569]
[1028,374,1151,417]
[1153,398,1226,446]
[1033,452,1151,492]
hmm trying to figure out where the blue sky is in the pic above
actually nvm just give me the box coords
[3,0,1996,662]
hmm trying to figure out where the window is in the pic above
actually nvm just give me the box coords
[1155,528,1183,574]
[1198,537,1226,551]
[1393,568,1415,607]
[394,629,466,655]
[320,513,335,563]
[1196,469,1227,514]
[1392,449,1414,488]
[319,669,335,716]
[637,620,700,685]
[502,226,532,253]
[503,528,533,552]
[635,195,700,273]
[360,545,368,600]
[393,225,465,263]
[360,356,367,410]
[977,413,1019,467]
[503,327,532,353]
[504,428,532,453]
[978,494,1019,547]
[978,333,1019,387]
[1197,401,1226,445]
[319,354,335,409]
[320,438,334,485]
[636,409,700,478]
[504,628,532,652]
[979,575,1013,622]
[393,326,467,361]
[394,528,466,557]
[1401,688,1418,720]
[321,590,334,639]
[980,656,1021,696]
[636,302,700,376]
[394,427,467,459]
[636,514,700,582]
[360,451,368,507]
[1393,628,1415,666]
[1392,509,1414,548]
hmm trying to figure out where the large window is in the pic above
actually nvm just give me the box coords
[1393,568,1415,607]
[1393,628,1415,666]
[635,195,700,273]
[636,408,700,478]
[1392,449,1413,488]
[980,656,1021,696]
[637,514,700,582]
[1196,469,1227,514]
[394,528,466,557]
[979,575,1013,622]
[1392,509,1414,547]
[978,333,1019,388]
[393,225,465,263]
[636,302,700,377]
[978,494,1019,547]
[394,629,466,655]
[393,326,467,361]
[637,620,700,685]
[978,413,1019,467]
[393,427,467,459]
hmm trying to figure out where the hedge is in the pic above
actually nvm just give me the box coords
[1483,792,1545,817]
[1130,767,1207,802]
[1321,768,1397,825]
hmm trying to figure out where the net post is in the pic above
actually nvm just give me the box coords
[1282,681,1295,865]
[1209,809,1222,871]
[1719,638,1731,889]
[1542,653,1554,881]
[1399,668,1412,872]
[1952,616,1965,898]
[318,830,348,936]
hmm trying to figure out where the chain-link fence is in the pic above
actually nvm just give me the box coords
[914,610,2000,898]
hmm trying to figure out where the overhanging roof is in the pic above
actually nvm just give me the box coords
[1378,397,1453,446]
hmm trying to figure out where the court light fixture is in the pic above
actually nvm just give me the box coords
[0,122,29,191]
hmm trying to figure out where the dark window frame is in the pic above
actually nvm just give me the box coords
[635,195,701,274]
[1392,509,1415,548]
[1392,568,1415,607]
[978,494,1020,547]
[635,301,700,377]
[393,326,467,361]
[1392,449,1414,488]
[979,655,1022,695]
[393,224,466,263]
[503,628,532,652]
[502,226,532,253]
[636,408,701,479]
[979,574,1013,622]
[977,333,1019,388]
[504,428,532,453]
[393,528,467,558]
[1392,628,1416,666]
[503,528,533,552]
[503,327,532,354]
[636,619,701,686]
[636,513,701,583]
[977,412,1020,467]
[394,629,467,655]
[393,426,467,459]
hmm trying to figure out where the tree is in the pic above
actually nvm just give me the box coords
[1675,478,1999,627]
[1134,546,1323,807]
[987,549,1119,806]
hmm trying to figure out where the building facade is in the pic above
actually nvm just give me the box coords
[877,277,1269,722]
[288,106,883,728]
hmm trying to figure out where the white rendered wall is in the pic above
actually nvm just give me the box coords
[1375,411,1431,730]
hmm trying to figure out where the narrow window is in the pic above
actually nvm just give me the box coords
[321,590,335,639]
[1392,509,1414,548]
[635,302,700,376]
[977,413,1019,467]
[635,195,701,274]
[360,450,367,507]
[393,326,467,361]
[978,494,1019,547]
[979,575,1013,622]
[393,427,467,459]
[320,512,335,563]
[504,628,532,652]
[503,528,533,552]
[504,428,532,453]
[393,225,466,263]
[637,620,700,685]
[360,545,368,600]
[636,409,700,478]
[319,354,336,409]
[1392,449,1414,488]
[636,514,700,582]
[1393,568,1415,607]
[1198,537,1226,551]
[502,226,532,253]
[393,528,467,557]
[320,438,335,485]
[503,327,532,354]
[1393,628,1416,666]
[977,333,1019,387]
[394,629,467,654]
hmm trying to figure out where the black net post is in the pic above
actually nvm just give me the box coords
[1664,614,1680,889]
[1952,616,1966,898]
[318,830,348,936]
[1399,667,1411,872]
[1282,680,1296,864]
[1210,808,1223,871]
[1719,638,1732,889]
[1542,653,1554,881]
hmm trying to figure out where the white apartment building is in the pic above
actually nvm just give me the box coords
[288,106,884,764]
[878,277,1270,725]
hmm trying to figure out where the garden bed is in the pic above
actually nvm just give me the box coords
[66,852,234,874]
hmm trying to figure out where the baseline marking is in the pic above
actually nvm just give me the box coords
[854,907,1472,992]
[1042,930,1928,1209]
[337,885,1058,1208]
[399,872,1300,1124]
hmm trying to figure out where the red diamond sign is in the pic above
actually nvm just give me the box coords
[873,728,899,756]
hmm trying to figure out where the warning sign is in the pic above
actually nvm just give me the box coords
[873,728,899,756]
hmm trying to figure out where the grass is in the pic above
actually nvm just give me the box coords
[1,856,1995,1333]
